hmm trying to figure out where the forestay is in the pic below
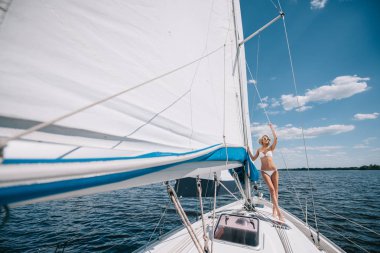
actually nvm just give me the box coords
[0,0,256,206]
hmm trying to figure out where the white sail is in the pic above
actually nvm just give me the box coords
[0,0,256,205]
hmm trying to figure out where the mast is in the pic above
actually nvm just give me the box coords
[231,0,251,200]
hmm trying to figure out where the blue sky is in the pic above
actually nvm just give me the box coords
[241,0,380,168]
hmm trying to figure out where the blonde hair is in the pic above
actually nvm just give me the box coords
[258,135,271,145]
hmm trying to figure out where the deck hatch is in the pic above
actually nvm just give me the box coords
[214,214,259,247]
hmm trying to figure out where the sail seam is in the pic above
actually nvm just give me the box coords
[0,45,225,150]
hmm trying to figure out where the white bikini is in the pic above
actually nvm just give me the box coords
[259,150,277,177]
[259,150,273,158]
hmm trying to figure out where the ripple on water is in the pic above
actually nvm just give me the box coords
[0,170,379,253]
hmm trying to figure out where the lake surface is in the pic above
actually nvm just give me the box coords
[0,170,379,252]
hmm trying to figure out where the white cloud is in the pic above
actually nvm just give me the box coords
[276,146,348,168]
[354,137,377,148]
[270,98,280,108]
[267,111,281,115]
[256,97,280,110]
[281,75,369,111]
[324,151,347,157]
[280,145,342,153]
[353,144,368,149]
[296,106,313,112]
[251,123,355,140]
[311,0,328,9]
[363,137,376,145]
[301,145,343,152]
[248,79,257,84]
[258,102,268,109]
[353,112,379,120]
[257,97,270,109]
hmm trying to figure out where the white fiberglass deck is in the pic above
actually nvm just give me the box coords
[136,198,344,253]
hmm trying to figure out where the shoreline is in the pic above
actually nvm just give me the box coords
[279,165,379,171]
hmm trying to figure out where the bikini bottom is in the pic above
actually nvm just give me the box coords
[261,170,277,177]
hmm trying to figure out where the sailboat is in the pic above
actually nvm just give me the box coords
[0,1,346,252]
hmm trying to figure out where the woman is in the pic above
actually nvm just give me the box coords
[248,123,284,221]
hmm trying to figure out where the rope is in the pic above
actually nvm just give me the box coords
[196,176,209,252]
[166,182,204,253]
[320,206,380,237]
[0,45,225,149]
[275,224,294,253]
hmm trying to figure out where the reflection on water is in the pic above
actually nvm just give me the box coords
[0,170,379,252]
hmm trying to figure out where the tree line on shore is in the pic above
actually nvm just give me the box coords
[284,164,380,171]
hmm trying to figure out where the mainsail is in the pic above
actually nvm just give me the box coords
[0,0,257,206]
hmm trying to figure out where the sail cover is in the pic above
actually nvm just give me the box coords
[0,0,256,205]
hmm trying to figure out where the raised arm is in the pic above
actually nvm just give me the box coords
[248,147,259,161]
[269,123,278,151]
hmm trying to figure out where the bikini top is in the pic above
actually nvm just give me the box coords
[259,150,273,158]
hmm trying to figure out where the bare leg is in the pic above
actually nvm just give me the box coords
[271,171,283,221]
[272,170,279,200]
[261,171,282,219]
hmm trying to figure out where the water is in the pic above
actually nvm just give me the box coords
[0,170,379,252]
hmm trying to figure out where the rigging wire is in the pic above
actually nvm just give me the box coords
[101,200,171,252]
[143,201,171,252]
[0,205,9,228]
[263,0,321,242]
[265,2,371,250]
[277,3,320,240]
[217,180,242,203]
[319,220,370,253]
[255,35,260,89]
[319,206,380,237]
[269,0,281,13]
[246,61,317,242]
[246,62,271,124]
[47,190,169,253]
[279,151,306,219]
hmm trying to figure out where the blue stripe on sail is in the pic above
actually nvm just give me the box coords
[2,143,221,164]
[0,146,251,205]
